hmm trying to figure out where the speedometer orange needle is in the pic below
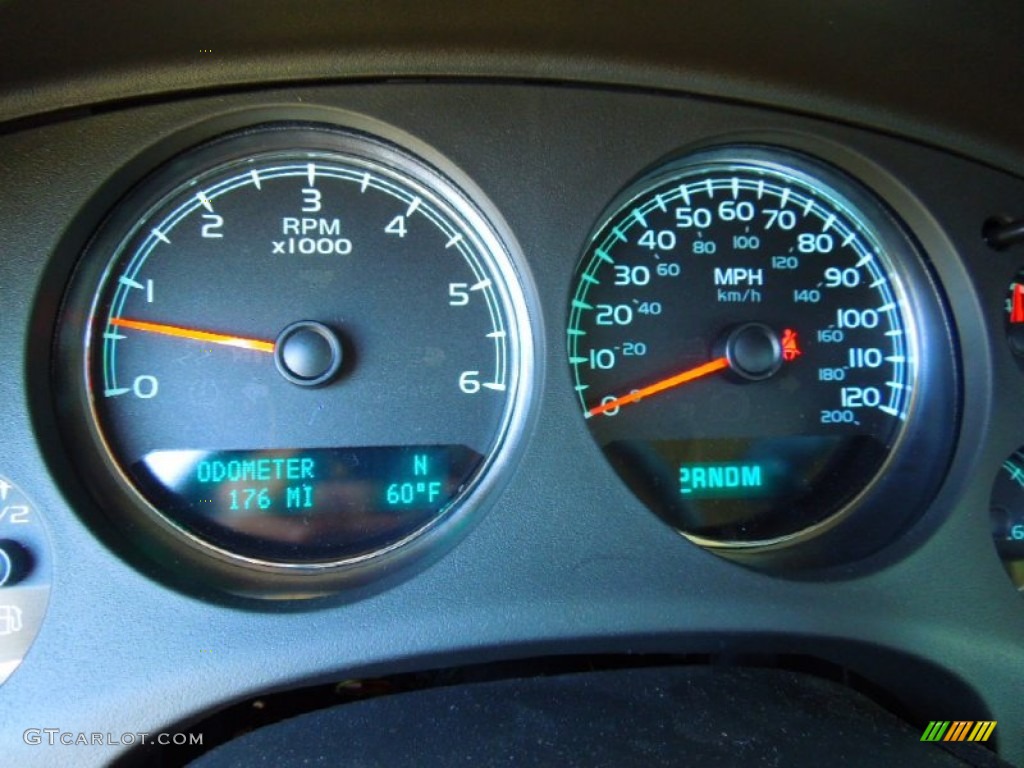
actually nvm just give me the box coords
[587,356,730,418]
[108,317,275,353]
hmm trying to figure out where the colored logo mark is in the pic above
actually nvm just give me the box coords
[921,721,996,742]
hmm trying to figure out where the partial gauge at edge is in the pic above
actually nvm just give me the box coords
[56,122,535,597]
[568,145,957,567]
[990,449,1024,591]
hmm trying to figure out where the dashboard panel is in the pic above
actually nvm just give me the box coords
[2,3,1024,766]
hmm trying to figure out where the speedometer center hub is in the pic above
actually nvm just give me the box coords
[724,322,782,381]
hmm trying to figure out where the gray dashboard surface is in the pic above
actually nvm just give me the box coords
[1,5,1023,768]
[2,2,1023,173]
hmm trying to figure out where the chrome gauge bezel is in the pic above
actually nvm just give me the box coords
[54,117,538,599]
[568,142,959,569]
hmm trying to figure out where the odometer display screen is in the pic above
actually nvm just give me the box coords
[568,147,924,545]
[134,445,482,561]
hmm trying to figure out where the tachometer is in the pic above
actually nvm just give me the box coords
[57,122,534,596]
[568,146,955,563]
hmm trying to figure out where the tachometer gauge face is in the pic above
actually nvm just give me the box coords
[57,123,534,594]
[568,146,955,556]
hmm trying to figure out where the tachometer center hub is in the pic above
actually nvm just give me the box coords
[274,320,344,387]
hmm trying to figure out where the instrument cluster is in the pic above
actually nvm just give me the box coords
[29,98,1012,596]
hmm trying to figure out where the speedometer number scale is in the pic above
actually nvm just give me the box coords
[568,147,954,556]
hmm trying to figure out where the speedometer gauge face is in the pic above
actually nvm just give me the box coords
[58,123,533,593]
[568,146,954,553]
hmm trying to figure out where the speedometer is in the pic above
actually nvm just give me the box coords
[568,146,956,562]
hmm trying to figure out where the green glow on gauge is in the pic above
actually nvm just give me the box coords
[195,457,317,483]
[679,462,768,498]
[137,445,480,525]
[385,453,446,507]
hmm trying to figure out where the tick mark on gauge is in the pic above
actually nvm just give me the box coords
[119,276,144,290]
[196,192,214,212]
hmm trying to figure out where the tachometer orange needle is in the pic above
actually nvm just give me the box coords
[108,317,275,353]
[587,356,730,418]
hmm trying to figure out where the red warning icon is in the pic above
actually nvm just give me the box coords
[781,328,802,362]
[1011,283,1024,324]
